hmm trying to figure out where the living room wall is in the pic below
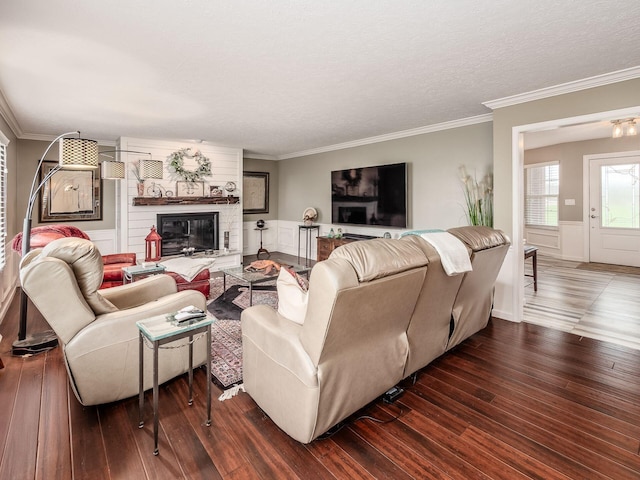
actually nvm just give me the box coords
[242,157,279,222]
[277,121,493,232]
[525,135,640,222]
[492,77,640,321]
[493,77,640,239]
[14,139,117,236]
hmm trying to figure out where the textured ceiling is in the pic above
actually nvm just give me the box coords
[1,0,640,158]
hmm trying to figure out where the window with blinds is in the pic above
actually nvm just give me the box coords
[0,137,6,269]
[525,161,559,227]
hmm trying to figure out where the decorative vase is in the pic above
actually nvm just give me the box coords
[137,182,145,197]
[223,231,230,250]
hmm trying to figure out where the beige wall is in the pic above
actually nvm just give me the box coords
[16,139,117,233]
[493,78,640,239]
[277,122,493,231]
[243,157,279,222]
[525,135,640,222]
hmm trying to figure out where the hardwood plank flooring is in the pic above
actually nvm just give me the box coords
[524,255,640,349]
[2,267,640,478]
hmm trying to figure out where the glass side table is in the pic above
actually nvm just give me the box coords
[137,313,214,455]
[122,264,166,284]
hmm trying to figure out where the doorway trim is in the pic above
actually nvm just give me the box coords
[510,105,640,322]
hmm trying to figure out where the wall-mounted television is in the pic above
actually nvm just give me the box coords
[331,162,407,228]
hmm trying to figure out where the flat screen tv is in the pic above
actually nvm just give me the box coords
[331,162,407,228]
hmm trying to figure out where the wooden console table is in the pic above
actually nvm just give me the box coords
[317,234,377,261]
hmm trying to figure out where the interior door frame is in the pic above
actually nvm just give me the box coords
[582,150,640,263]
[510,105,640,323]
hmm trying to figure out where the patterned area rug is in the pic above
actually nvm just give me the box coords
[207,276,277,389]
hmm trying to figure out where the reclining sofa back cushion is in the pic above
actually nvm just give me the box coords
[446,226,511,349]
[329,238,428,282]
[300,239,428,438]
[399,234,466,376]
[20,238,118,344]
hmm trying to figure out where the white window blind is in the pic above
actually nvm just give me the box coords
[525,161,559,227]
[0,137,6,269]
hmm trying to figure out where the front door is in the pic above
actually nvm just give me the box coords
[588,152,640,267]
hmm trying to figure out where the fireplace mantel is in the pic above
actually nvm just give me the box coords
[132,196,240,206]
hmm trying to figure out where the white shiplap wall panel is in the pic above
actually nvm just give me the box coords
[117,137,242,267]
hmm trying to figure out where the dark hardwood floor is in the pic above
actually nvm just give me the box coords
[2,287,640,478]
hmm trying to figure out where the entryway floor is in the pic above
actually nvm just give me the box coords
[524,255,640,350]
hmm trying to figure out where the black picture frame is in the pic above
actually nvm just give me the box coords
[39,161,102,222]
[243,171,269,214]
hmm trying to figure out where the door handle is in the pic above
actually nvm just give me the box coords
[590,215,599,218]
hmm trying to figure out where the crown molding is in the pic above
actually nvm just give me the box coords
[278,113,493,160]
[483,66,640,110]
[243,152,278,161]
[0,88,23,137]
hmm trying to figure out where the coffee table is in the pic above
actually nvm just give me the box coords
[123,264,166,283]
[221,261,310,306]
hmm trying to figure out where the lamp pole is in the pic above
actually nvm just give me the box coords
[13,131,89,355]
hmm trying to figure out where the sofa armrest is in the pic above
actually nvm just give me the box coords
[102,253,136,265]
[99,274,180,310]
[241,305,317,386]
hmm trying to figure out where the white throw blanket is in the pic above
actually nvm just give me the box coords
[419,232,472,276]
[159,257,215,281]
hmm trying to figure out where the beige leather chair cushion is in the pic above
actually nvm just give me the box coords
[329,238,428,282]
[41,238,117,315]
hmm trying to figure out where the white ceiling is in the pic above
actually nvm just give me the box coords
[1,1,640,158]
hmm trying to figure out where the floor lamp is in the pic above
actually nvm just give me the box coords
[12,131,99,356]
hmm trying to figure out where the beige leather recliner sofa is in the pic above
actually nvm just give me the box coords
[241,226,509,443]
[20,237,209,406]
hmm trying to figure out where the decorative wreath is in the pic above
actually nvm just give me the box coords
[167,148,212,182]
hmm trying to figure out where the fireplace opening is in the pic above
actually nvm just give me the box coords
[157,212,219,256]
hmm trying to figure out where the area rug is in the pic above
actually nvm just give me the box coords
[207,276,278,391]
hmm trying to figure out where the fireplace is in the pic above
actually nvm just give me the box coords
[157,212,219,256]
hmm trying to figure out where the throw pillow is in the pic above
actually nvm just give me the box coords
[276,267,309,325]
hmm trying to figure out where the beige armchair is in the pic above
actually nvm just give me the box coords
[20,237,208,406]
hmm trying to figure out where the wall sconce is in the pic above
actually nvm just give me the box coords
[627,120,637,136]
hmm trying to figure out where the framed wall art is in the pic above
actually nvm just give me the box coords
[209,185,223,197]
[176,181,205,197]
[39,161,102,222]
[243,171,269,214]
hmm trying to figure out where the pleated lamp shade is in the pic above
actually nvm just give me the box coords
[141,159,163,179]
[58,137,99,169]
[101,160,126,179]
